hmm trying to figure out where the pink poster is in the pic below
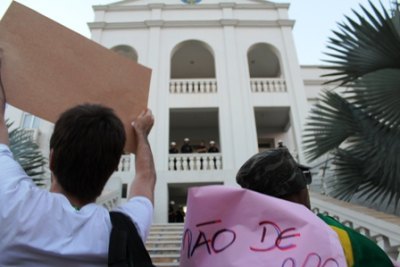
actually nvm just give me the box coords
[180,185,346,267]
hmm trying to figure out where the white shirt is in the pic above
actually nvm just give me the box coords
[0,144,153,267]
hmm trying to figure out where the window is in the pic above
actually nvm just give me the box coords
[121,183,128,198]
[21,113,40,129]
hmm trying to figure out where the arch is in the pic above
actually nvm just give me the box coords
[170,40,216,79]
[111,45,138,62]
[247,43,282,78]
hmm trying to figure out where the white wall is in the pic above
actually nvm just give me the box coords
[3,0,329,224]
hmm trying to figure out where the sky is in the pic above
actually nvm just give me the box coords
[0,0,393,65]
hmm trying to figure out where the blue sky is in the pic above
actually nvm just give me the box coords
[0,0,393,65]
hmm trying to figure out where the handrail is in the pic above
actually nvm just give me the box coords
[170,78,218,94]
[250,78,287,93]
[96,189,120,210]
[168,153,222,171]
[311,192,400,261]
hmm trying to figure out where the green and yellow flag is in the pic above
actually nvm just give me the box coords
[318,214,393,267]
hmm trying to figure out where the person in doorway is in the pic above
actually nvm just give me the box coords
[168,202,176,223]
[169,141,179,154]
[277,140,284,148]
[196,140,207,153]
[207,140,219,153]
[236,148,394,267]
[208,141,219,169]
[180,138,193,153]
[175,205,185,223]
[180,138,193,170]
[169,142,179,170]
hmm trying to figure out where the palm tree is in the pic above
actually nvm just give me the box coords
[303,1,400,212]
[7,120,47,187]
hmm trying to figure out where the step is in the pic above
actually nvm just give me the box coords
[146,223,184,266]
[149,251,181,265]
[151,223,184,228]
[150,227,184,232]
[153,263,179,267]
[148,247,181,254]
[149,232,182,236]
[146,240,182,249]
[147,239,182,242]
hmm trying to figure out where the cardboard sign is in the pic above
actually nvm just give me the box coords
[180,186,346,267]
[0,2,151,153]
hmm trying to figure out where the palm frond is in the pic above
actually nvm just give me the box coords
[303,91,362,161]
[6,120,46,185]
[303,83,400,208]
[345,68,400,127]
[322,1,400,85]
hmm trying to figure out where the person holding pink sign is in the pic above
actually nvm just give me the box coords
[236,148,394,267]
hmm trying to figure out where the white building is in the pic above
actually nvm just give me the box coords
[5,2,400,259]
[4,0,333,222]
[88,0,327,223]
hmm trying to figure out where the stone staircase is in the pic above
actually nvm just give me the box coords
[146,223,184,267]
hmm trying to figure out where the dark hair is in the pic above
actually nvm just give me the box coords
[50,104,126,202]
[236,148,310,197]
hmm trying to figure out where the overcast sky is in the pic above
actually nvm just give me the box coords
[0,0,393,65]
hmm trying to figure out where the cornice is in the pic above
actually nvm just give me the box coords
[93,3,289,12]
[88,19,295,29]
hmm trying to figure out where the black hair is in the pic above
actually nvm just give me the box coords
[50,104,126,202]
[236,148,309,197]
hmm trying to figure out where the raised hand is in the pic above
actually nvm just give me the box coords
[0,48,5,116]
[131,108,154,137]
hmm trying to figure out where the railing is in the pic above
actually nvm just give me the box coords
[250,78,287,93]
[168,153,222,171]
[311,192,400,261]
[116,154,134,172]
[96,189,121,210]
[23,128,40,143]
[170,78,218,94]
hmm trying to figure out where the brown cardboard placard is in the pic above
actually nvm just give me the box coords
[0,2,151,153]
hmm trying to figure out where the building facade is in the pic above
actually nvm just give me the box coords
[5,0,329,223]
[5,1,400,260]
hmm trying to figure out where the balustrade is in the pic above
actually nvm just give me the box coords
[170,79,218,94]
[250,78,287,93]
[96,189,120,210]
[168,153,222,171]
[116,154,134,172]
[23,128,40,143]
[311,192,400,261]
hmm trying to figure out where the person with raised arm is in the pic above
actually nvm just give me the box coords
[0,51,156,267]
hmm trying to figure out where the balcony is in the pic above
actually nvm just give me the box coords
[250,78,287,93]
[116,154,134,172]
[168,153,222,171]
[170,78,217,94]
[96,189,120,210]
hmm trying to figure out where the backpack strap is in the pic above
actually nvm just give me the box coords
[108,211,155,267]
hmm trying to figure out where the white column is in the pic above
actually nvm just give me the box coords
[90,29,103,44]
[142,6,168,172]
[279,25,310,164]
[142,7,170,224]
[220,8,257,170]
[89,10,105,43]
[154,173,168,223]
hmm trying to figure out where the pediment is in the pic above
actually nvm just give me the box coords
[105,0,279,7]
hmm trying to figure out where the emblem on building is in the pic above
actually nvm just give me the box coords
[181,0,202,4]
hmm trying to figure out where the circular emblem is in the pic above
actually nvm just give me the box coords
[181,0,202,4]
